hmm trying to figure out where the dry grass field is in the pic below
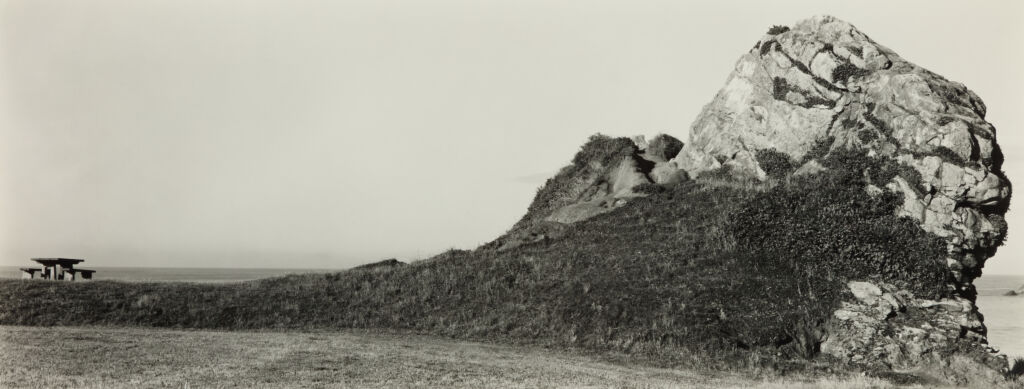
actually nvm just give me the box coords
[0,325,985,388]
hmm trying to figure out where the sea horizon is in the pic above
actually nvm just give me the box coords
[0,265,344,283]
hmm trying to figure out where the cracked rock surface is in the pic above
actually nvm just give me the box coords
[672,15,1011,371]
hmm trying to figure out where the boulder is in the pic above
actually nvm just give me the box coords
[644,134,684,162]
[664,15,1011,374]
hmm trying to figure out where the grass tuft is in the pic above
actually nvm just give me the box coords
[1009,357,1024,380]
[755,148,797,179]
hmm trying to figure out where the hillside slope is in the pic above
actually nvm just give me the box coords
[0,15,1014,386]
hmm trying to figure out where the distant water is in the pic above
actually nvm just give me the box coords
[0,266,337,283]
[1,266,1020,360]
[975,274,1024,361]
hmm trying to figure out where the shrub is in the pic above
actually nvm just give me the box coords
[802,136,835,163]
[831,63,870,83]
[803,96,836,109]
[571,134,638,169]
[767,25,790,35]
[1008,357,1024,380]
[989,144,1005,170]
[821,147,905,186]
[897,164,926,195]
[731,150,949,301]
[632,182,665,195]
[772,77,790,100]
[857,129,878,143]
[760,40,775,56]
[862,103,894,138]
[755,148,796,179]
[930,146,967,165]
[874,157,902,184]
[988,214,1009,247]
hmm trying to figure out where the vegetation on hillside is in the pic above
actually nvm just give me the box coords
[754,148,796,179]
[831,63,871,83]
[0,136,958,376]
[767,25,790,35]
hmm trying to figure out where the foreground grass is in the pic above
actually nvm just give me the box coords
[0,325,933,388]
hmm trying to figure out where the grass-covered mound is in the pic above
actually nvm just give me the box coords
[0,137,951,370]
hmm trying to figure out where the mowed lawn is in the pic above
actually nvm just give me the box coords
[0,326,935,388]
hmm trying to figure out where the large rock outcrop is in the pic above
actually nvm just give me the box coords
[668,15,1011,374]
[486,15,1011,379]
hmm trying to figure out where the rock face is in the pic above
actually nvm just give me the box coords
[823,280,1006,380]
[670,16,1010,372]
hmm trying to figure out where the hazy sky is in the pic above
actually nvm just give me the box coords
[1,1,1022,274]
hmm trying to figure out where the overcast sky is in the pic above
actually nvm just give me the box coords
[1,0,1022,274]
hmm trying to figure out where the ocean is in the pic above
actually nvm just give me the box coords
[975,274,1024,361]
[1,266,1020,360]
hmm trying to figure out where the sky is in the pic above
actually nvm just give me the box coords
[1,1,1022,274]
